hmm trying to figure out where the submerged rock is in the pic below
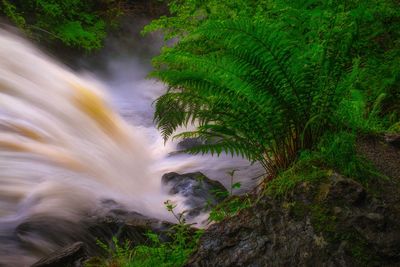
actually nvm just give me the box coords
[177,138,205,150]
[17,199,169,266]
[162,172,228,218]
[31,242,87,267]
[86,199,171,247]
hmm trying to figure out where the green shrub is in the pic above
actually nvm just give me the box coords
[148,0,400,180]
[151,12,361,177]
[264,129,385,198]
[317,132,382,182]
[208,195,252,222]
[0,0,124,50]
[89,200,202,267]
[265,152,332,197]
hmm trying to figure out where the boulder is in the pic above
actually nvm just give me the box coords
[17,199,169,266]
[162,172,228,218]
[385,134,400,149]
[86,199,171,247]
[185,173,400,267]
[177,138,205,150]
[31,242,87,267]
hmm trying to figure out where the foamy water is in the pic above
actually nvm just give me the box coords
[0,27,263,266]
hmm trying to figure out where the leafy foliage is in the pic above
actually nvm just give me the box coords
[0,0,125,50]
[88,200,202,267]
[208,195,252,223]
[152,18,357,177]
[316,132,383,182]
[207,170,252,223]
[143,0,269,39]
[265,154,332,198]
[149,0,400,180]
[265,130,383,198]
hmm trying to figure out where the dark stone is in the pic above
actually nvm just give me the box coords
[185,173,400,267]
[162,172,228,218]
[31,242,87,267]
[85,199,172,249]
[177,138,205,150]
[326,175,366,205]
[356,135,400,181]
[16,199,170,265]
[385,134,400,149]
[16,217,91,257]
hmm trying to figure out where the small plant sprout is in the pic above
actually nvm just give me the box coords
[164,200,188,225]
[227,169,241,195]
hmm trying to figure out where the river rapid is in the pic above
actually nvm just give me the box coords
[0,21,262,266]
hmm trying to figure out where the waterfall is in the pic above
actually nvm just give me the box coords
[0,27,263,266]
[0,29,177,266]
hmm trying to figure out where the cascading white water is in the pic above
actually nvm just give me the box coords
[0,29,179,266]
[0,26,263,266]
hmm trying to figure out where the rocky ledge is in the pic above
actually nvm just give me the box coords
[186,135,400,267]
[186,174,400,266]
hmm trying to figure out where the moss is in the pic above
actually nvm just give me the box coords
[316,183,331,202]
[265,155,332,198]
[288,201,310,221]
[280,185,380,266]
[288,201,374,265]
[262,142,386,266]
[307,203,378,266]
[339,231,378,266]
[208,195,253,222]
[310,205,337,234]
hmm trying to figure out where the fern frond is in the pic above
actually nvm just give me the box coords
[152,16,361,177]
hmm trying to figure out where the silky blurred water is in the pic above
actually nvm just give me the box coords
[0,21,262,266]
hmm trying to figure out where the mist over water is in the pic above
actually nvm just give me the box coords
[77,18,264,193]
[0,21,262,266]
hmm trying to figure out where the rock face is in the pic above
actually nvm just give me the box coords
[162,172,228,218]
[186,171,400,267]
[186,136,400,267]
[357,134,400,180]
[384,133,400,149]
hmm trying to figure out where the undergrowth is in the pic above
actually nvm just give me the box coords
[0,0,125,50]
[265,131,383,198]
[86,201,203,267]
[208,195,252,223]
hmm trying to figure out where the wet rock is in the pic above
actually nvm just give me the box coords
[333,206,342,215]
[356,135,400,180]
[185,198,324,267]
[177,138,205,150]
[162,172,228,218]
[17,200,170,265]
[86,199,171,248]
[365,212,384,222]
[186,173,400,267]
[16,217,91,256]
[385,134,400,149]
[31,242,87,267]
[325,175,366,205]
